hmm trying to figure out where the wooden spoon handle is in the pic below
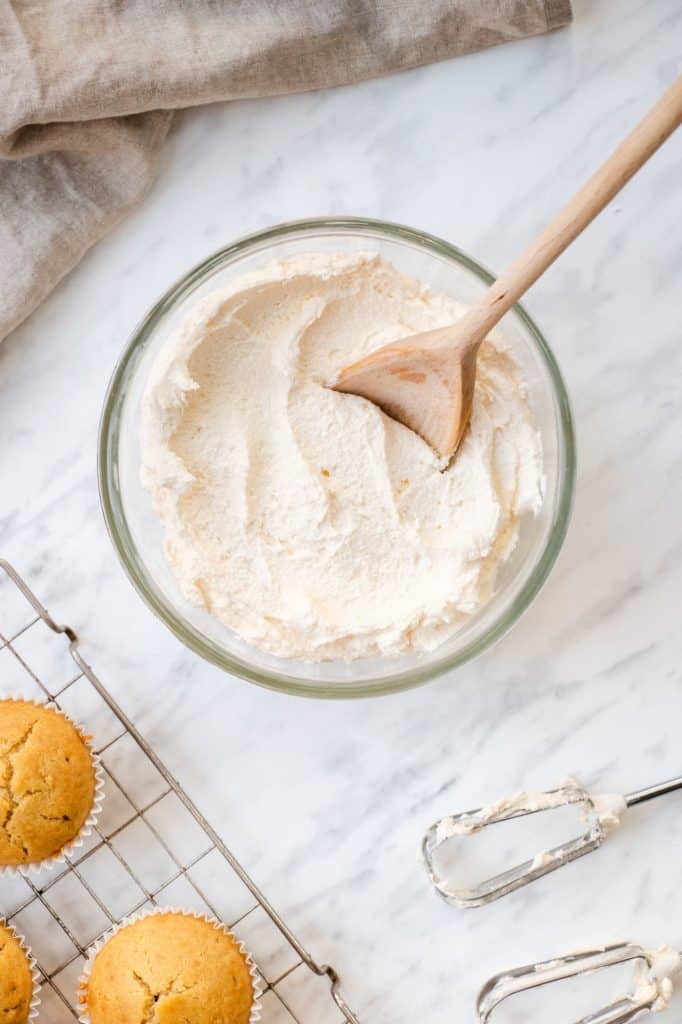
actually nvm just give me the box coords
[457,74,682,349]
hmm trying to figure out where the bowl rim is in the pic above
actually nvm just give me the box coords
[98,215,576,699]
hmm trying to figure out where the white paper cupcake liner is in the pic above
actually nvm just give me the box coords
[77,906,263,1024]
[0,917,42,1022]
[0,697,105,878]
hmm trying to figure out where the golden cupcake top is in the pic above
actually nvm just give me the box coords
[0,921,34,1024]
[0,699,96,867]
[84,912,254,1024]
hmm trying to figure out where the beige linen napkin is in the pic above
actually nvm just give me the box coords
[0,0,571,341]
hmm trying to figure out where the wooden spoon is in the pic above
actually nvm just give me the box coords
[333,76,682,463]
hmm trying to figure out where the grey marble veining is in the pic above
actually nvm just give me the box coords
[1,1,681,1020]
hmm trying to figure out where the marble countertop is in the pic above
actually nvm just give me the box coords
[1,1,681,1020]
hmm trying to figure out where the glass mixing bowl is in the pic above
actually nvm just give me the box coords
[99,218,575,698]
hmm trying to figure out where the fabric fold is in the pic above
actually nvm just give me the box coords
[0,0,572,341]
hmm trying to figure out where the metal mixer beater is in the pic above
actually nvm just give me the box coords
[422,774,682,908]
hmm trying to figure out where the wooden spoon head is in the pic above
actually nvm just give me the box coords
[332,332,479,462]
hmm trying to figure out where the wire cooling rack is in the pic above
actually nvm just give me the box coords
[0,559,359,1023]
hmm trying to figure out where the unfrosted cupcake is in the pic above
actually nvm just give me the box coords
[81,911,257,1024]
[0,920,35,1024]
[0,699,98,868]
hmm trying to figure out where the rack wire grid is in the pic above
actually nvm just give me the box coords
[0,559,360,1024]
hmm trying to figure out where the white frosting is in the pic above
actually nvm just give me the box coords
[431,781,627,868]
[531,849,559,870]
[434,782,584,841]
[633,946,681,1013]
[141,252,543,661]
[588,791,628,833]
